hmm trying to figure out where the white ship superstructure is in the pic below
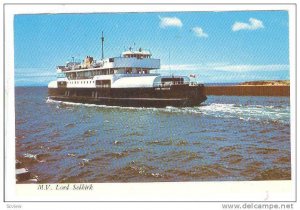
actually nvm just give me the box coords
[49,48,167,89]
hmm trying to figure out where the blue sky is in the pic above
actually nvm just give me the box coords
[14,11,289,86]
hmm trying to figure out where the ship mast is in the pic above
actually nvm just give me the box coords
[101,31,104,60]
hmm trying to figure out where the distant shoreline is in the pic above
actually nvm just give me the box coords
[15,80,290,88]
[238,80,290,86]
[15,80,290,97]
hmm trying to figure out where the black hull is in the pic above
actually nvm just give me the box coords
[48,85,207,107]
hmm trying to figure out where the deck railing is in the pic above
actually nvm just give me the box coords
[153,81,199,87]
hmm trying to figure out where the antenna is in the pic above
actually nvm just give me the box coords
[101,31,104,60]
[72,56,75,70]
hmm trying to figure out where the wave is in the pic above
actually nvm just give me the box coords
[46,98,289,124]
[46,98,152,110]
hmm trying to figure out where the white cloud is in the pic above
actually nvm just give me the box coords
[192,27,208,38]
[159,16,183,28]
[15,67,56,86]
[213,64,289,72]
[232,18,264,32]
[160,64,289,72]
[161,64,204,71]
[15,68,56,77]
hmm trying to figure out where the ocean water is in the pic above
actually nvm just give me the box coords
[15,87,291,183]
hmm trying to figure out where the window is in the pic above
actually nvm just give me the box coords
[96,80,111,87]
[161,77,184,84]
[58,81,67,87]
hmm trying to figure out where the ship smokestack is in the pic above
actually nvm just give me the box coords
[101,31,104,60]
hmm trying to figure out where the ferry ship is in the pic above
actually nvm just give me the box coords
[48,33,207,107]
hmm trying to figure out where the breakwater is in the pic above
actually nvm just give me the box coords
[205,85,290,96]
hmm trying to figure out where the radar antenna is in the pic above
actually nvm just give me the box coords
[101,31,104,60]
